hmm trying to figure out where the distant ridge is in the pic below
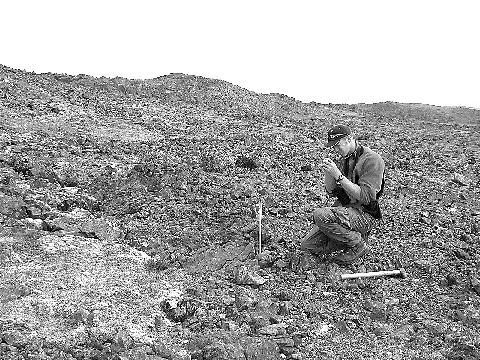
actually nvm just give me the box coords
[1,64,478,125]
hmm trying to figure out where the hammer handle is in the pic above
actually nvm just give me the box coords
[341,270,401,280]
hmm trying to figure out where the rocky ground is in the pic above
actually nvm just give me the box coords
[1,64,479,359]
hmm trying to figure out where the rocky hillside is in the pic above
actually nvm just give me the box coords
[1,64,479,360]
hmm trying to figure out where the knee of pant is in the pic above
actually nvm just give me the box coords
[300,237,319,253]
[300,240,309,251]
[313,208,331,225]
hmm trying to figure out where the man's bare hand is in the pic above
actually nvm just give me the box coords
[321,158,342,179]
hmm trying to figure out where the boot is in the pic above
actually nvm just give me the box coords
[334,242,369,264]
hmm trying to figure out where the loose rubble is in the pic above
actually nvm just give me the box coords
[1,64,480,359]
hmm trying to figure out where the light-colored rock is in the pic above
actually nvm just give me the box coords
[257,323,287,336]
[452,172,468,186]
[234,266,266,286]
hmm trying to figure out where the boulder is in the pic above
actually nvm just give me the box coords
[233,266,266,287]
[45,209,123,242]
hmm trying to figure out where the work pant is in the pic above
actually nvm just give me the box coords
[301,206,377,255]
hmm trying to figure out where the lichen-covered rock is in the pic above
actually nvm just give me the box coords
[233,266,266,287]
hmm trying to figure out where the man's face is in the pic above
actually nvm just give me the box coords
[333,136,352,157]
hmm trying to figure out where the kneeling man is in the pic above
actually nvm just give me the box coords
[301,124,385,264]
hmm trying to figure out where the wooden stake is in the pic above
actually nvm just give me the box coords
[258,201,263,254]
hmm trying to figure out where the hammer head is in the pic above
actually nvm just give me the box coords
[399,268,407,279]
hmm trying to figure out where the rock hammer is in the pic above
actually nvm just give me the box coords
[340,268,407,280]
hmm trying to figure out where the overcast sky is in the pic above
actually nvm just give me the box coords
[2,0,479,108]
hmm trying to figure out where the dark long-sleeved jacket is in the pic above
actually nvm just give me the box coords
[325,144,385,218]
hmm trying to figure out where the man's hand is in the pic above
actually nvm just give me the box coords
[321,158,342,179]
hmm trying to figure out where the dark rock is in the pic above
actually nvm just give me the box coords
[25,206,44,219]
[372,323,388,337]
[453,248,470,259]
[235,156,257,170]
[280,346,297,356]
[220,320,239,331]
[446,273,459,286]
[471,222,479,234]
[249,314,270,331]
[57,199,76,211]
[364,300,387,321]
[335,320,349,333]
[460,233,472,243]
[277,290,292,302]
[278,301,291,316]
[447,341,480,360]
[7,155,33,176]
[160,298,197,323]
[300,164,312,172]
[200,153,225,173]
[275,337,295,348]
[70,308,90,326]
